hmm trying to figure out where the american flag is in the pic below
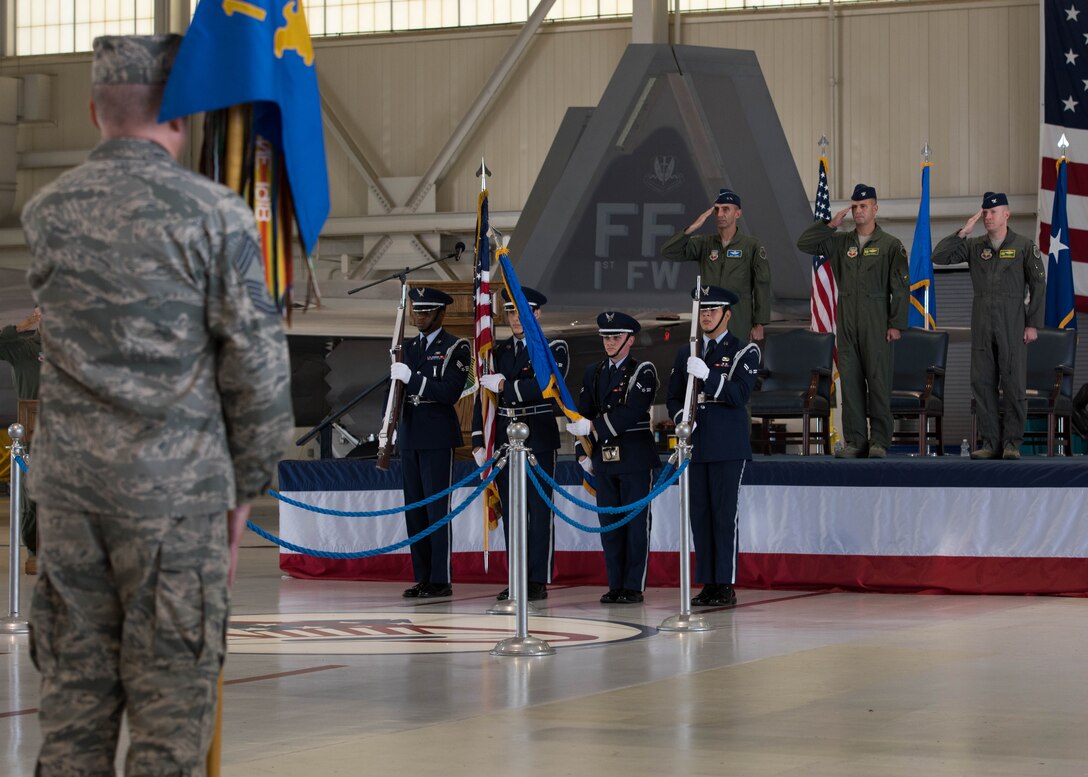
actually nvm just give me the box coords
[472,189,500,534]
[1039,0,1088,312]
[810,156,838,333]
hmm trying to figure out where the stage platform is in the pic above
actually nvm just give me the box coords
[276,455,1088,595]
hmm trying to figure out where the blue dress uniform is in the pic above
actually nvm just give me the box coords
[396,289,471,597]
[575,312,660,602]
[666,287,760,606]
[471,288,568,598]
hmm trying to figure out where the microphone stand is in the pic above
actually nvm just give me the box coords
[346,242,466,295]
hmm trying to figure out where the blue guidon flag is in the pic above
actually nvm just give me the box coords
[1040,0,1088,313]
[160,0,329,255]
[1046,156,1078,329]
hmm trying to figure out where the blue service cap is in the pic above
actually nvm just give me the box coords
[692,284,740,308]
[982,191,1008,209]
[502,286,547,310]
[851,183,877,201]
[409,286,454,310]
[714,188,742,207]
[597,311,640,335]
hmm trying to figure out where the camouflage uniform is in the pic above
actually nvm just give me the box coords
[21,34,294,775]
[0,324,41,554]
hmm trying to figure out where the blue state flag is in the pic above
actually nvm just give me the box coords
[160,0,329,254]
[908,162,936,329]
[497,249,585,422]
[1046,158,1078,330]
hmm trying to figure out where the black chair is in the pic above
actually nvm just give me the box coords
[890,328,948,456]
[750,330,835,455]
[970,327,1077,456]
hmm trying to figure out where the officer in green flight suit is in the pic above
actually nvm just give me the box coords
[932,192,1046,460]
[661,188,771,343]
[796,184,910,459]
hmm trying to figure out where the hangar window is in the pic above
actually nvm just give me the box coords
[14,0,154,56]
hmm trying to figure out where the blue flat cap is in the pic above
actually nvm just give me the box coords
[851,183,877,201]
[692,285,740,308]
[502,286,547,310]
[409,287,454,310]
[597,311,640,335]
[714,188,742,207]
[982,191,1008,209]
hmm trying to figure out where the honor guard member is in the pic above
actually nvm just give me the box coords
[391,287,471,598]
[471,287,568,601]
[21,35,294,773]
[796,184,910,458]
[567,312,660,604]
[666,286,760,607]
[661,188,772,342]
[932,192,1045,459]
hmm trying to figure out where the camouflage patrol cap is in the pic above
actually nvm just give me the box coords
[92,35,182,85]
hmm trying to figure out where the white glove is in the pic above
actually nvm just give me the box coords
[472,448,486,467]
[578,457,594,475]
[686,355,710,380]
[390,362,413,384]
[480,373,505,392]
[567,418,593,437]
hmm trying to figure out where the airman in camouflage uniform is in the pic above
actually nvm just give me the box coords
[932,192,1046,459]
[797,184,910,458]
[661,188,772,343]
[21,35,294,774]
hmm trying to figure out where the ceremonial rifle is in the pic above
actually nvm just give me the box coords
[376,281,408,471]
[680,276,703,429]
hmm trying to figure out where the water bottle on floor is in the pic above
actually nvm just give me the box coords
[960,439,970,457]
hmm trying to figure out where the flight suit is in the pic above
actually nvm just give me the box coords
[661,230,771,341]
[797,222,910,451]
[932,228,1045,449]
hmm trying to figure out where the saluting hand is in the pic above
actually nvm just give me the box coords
[828,206,852,229]
[959,210,982,238]
[685,206,716,235]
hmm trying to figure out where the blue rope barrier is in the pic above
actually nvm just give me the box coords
[530,459,676,514]
[14,455,27,473]
[268,455,501,517]
[247,466,502,559]
[527,459,687,534]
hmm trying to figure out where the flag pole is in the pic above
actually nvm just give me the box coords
[817,134,841,452]
[478,156,490,574]
[922,143,932,331]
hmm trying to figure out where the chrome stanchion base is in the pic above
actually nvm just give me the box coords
[0,617,29,635]
[486,600,540,616]
[657,613,712,632]
[490,635,556,657]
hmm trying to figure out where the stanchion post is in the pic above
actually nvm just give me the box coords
[3,423,30,635]
[658,422,710,633]
[487,441,539,616]
[490,422,554,657]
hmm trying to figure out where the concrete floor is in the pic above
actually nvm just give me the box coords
[2,496,1088,776]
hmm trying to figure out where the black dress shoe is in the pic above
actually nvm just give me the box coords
[402,583,425,598]
[691,584,717,607]
[496,588,510,601]
[707,584,737,607]
[600,589,621,604]
[616,589,644,603]
[527,582,548,601]
[417,583,452,598]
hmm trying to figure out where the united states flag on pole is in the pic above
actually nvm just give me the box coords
[810,156,837,334]
[472,189,500,533]
[1039,0,1088,312]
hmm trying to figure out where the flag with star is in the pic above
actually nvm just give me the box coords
[1039,0,1088,313]
[1046,156,1078,328]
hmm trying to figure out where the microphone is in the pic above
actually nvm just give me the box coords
[442,242,467,261]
